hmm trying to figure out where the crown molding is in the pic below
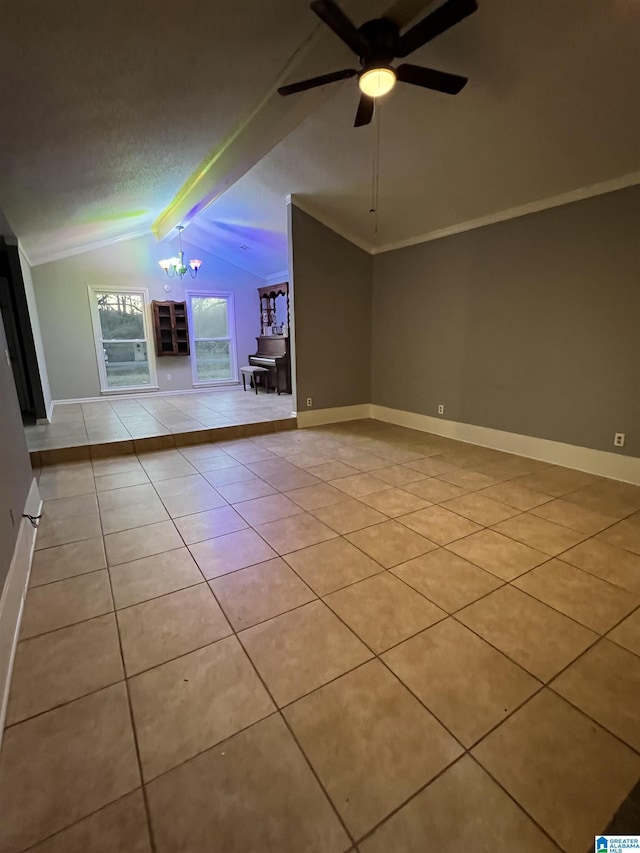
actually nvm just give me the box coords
[372,172,640,254]
[286,194,375,254]
[27,227,154,267]
[265,268,289,284]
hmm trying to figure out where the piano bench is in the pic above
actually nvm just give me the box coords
[240,366,270,394]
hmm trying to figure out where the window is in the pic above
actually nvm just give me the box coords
[188,293,237,384]
[89,287,157,392]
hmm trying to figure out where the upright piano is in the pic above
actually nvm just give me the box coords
[248,282,292,394]
[249,336,291,395]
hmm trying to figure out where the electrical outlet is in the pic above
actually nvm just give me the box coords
[166,373,172,381]
[614,432,625,448]
[438,404,444,415]
[306,397,313,407]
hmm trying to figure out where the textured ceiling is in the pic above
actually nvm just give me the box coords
[0,0,638,275]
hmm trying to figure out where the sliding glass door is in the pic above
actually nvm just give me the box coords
[89,287,156,391]
[188,293,237,384]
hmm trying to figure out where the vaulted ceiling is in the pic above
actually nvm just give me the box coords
[0,0,638,277]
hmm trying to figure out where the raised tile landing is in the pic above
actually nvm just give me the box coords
[26,388,295,464]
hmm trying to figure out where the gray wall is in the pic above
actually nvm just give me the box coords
[372,185,640,457]
[0,319,33,591]
[31,233,265,401]
[289,204,372,411]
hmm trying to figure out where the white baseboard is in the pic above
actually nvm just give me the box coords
[296,404,372,428]
[371,405,640,486]
[0,478,42,745]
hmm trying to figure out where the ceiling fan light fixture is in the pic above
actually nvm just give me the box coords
[358,66,396,98]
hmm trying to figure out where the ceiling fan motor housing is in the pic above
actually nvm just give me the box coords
[357,18,400,69]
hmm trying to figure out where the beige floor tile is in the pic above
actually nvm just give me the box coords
[210,557,315,629]
[201,464,257,485]
[346,520,437,568]
[240,600,371,706]
[91,454,140,476]
[513,559,639,632]
[41,493,98,520]
[472,689,640,853]
[173,505,248,544]
[94,469,150,492]
[359,488,431,518]
[598,518,640,555]
[446,529,548,580]
[154,474,227,517]
[0,683,139,853]
[285,482,349,511]
[477,481,552,511]
[7,614,123,725]
[29,537,106,587]
[492,513,586,556]
[564,478,640,518]
[560,538,640,594]
[214,477,277,503]
[370,464,427,486]
[37,470,96,501]
[392,548,502,612]
[100,499,170,535]
[138,453,197,481]
[284,659,462,839]
[20,570,113,639]
[438,469,498,490]
[441,494,521,526]
[35,510,102,550]
[27,790,151,853]
[457,586,597,681]
[117,584,231,675]
[306,460,361,481]
[104,520,183,566]
[403,478,470,503]
[530,498,618,534]
[234,493,303,525]
[405,457,460,477]
[399,505,483,545]
[264,468,323,491]
[608,608,640,656]
[311,498,387,534]
[325,573,445,653]
[384,619,539,746]
[255,512,338,555]
[512,466,600,497]
[360,756,558,853]
[330,473,392,498]
[96,482,157,511]
[129,636,274,780]
[285,450,333,469]
[284,537,383,595]
[109,547,203,608]
[146,714,349,853]
[189,528,277,579]
[556,639,640,750]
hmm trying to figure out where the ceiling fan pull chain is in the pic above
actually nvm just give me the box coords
[370,100,382,235]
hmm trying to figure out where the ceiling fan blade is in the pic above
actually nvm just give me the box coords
[396,0,478,57]
[310,0,370,56]
[354,94,375,127]
[278,68,357,96]
[396,63,467,94]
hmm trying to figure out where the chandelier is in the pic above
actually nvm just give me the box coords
[159,226,202,279]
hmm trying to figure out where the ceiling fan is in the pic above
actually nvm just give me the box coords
[278,0,477,126]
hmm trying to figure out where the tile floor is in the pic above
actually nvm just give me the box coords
[2,420,640,852]
[25,387,294,451]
